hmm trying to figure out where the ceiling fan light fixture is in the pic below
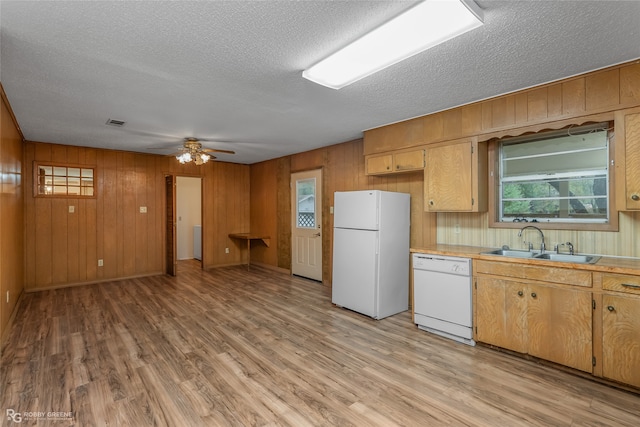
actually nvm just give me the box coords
[177,152,192,164]
[173,137,231,165]
[193,153,210,165]
[302,0,484,89]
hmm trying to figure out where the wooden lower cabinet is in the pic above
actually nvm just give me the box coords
[602,294,640,387]
[476,276,527,353]
[476,274,593,372]
[526,284,593,372]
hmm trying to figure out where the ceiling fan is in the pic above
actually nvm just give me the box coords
[169,137,236,165]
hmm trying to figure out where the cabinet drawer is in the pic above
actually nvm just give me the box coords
[602,273,640,295]
[475,260,592,287]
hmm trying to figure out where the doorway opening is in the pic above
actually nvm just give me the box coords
[177,176,203,266]
[166,175,203,276]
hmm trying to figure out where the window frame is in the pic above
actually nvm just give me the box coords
[33,161,97,199]
[488,122,618,232]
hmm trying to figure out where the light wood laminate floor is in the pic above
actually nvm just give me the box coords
[2,262,639,426]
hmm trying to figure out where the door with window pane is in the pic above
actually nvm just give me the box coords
[291,169,322,281]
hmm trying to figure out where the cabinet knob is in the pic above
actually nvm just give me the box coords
[632,194,640,201]
[531,292,537,298]
[607,305,615,312]
[429,200,434,206]
[517,290,524,297]
[386,166,390,170]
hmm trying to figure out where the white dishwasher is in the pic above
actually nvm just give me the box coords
[413,254,475,346]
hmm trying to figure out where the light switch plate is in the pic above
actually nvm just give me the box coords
[139,206,147,213]
[68,205,75,213]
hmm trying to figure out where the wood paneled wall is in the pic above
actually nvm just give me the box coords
[207,161,251,268]
[249,139,436,284]
[248,160,279,267]
[23,141,249,290]
[1,86,25,341]
[365,61,640,153]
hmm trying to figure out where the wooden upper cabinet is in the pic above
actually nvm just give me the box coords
[615,106,640,210]
[365,148,425,175]
[363,117,424,155]
[366,154,393,174]
[424,138,487,212]
[394,149,425,172]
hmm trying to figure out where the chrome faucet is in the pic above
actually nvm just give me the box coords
[555,242,574,255]
[518,225,545,253]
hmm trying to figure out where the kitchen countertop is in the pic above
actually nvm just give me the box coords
[411,244,640,276]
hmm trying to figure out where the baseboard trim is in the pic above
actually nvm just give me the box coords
[250,262,290,275]
[25,271,164,293]
[1,288,25,351]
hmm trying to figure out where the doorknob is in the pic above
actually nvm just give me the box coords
[313,232,321,237]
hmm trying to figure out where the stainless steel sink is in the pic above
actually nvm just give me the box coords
[533,253,601,264]
[481,249,537,258]
[481,248,601,264]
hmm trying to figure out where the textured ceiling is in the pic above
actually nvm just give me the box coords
[1,1,639,164]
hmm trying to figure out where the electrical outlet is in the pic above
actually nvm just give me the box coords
[454,224,461,234]
[139,206,147,213]
[68,205,75,213]
[98,259,104,267]
[225,248,230,254]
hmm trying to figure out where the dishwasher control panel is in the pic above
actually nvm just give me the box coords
[413,254,471,276]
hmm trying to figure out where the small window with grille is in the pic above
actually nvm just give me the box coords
[34,163,95,198]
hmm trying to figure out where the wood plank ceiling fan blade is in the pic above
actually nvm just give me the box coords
[200,148,235,154]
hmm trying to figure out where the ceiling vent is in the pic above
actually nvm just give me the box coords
[105,118,126,127]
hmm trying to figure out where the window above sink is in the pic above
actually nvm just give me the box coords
[488,121,619,232]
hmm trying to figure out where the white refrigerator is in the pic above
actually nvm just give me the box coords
[331,190,410,320]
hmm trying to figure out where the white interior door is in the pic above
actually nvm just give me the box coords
[291,169,323,281]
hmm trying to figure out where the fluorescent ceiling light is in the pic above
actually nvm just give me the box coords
[302,0,484,89]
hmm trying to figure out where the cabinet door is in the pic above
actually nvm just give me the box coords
[527,284,593,372]
[366,154,393,174]
[602,294,640,387]
[425,140,472,211]
[394,149,425,172]
[624,111,640,209]
[476,276,527,353]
